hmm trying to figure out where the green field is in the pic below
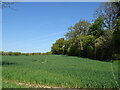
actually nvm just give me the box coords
[2,55,120,88]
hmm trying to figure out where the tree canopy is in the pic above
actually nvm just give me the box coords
[51,2,120,61]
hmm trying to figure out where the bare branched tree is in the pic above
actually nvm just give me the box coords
[0,2,15,9]
[94,2,119,30]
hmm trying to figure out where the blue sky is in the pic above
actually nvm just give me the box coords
[2,2,101,53]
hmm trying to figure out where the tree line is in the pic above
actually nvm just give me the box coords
[0,51,52,56]
[51,2,120,61]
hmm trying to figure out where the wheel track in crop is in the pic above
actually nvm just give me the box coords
[3,79,60,88]
[41,56,47,63]
[110,62,120,89]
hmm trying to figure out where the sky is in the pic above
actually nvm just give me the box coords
[2,2,101,53]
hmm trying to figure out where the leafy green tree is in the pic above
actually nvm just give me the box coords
[112,16,120,59]
[13,52,21,56]
[88,17,104,38]
[78,35,95,58]
[8,52,13,56]
[0,51,4,55]
[67,38,80,56]
[65,35,95,58]
[95,30,113,60]
[25,53,30,56]
[61,39,70,55]
[65,20,91,39]
[51,38,65,54]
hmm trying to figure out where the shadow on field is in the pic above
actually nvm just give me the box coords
[0,61,16,66]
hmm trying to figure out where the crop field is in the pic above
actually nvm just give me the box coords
[2,55,120,88]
